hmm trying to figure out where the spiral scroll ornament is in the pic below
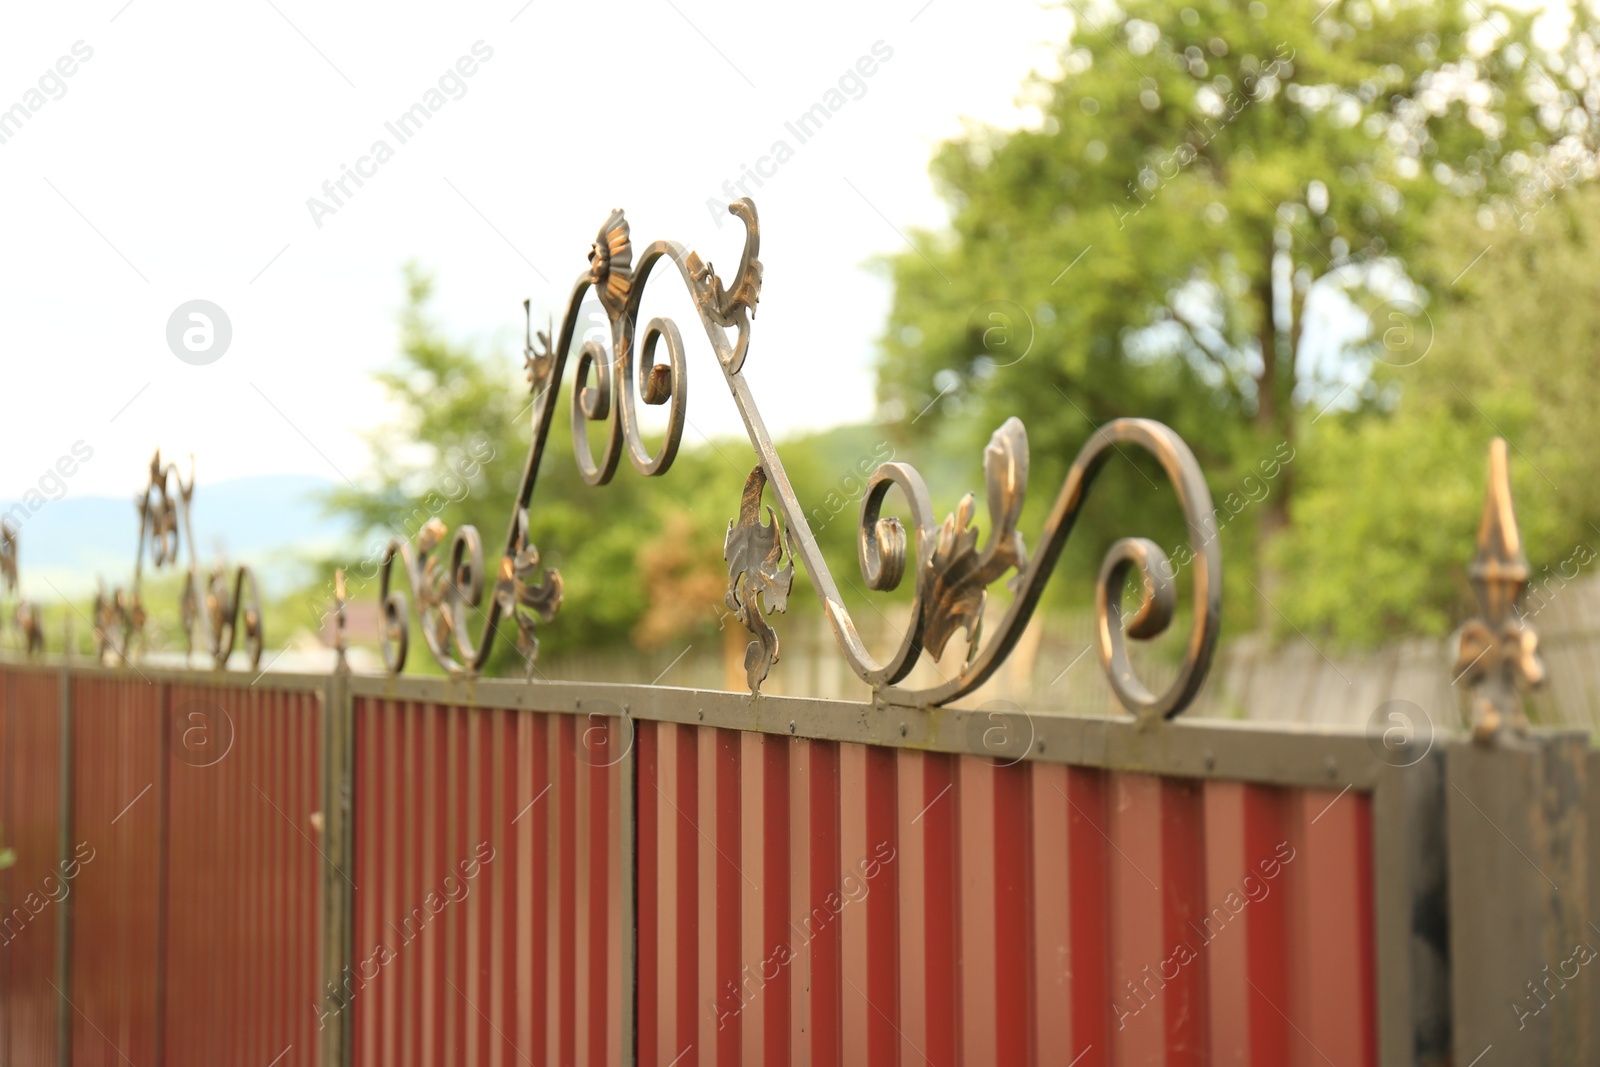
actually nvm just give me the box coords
[380,198,1222,720]
[94,451,262,670]
[0,521,42,655]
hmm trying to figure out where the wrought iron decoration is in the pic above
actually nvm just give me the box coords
[0,520,43,655]
[94,451,263,670]
[379,198,1222,719]
[1454,437,1544,742]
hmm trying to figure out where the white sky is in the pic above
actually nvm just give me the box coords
[0,0,1069,502]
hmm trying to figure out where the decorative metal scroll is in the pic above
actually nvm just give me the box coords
[379,198,1222,719]
[94,451,263,670]
[1455,437,1543,743]
[0,521,43,655]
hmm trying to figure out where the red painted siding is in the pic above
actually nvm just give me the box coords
[349,698,624,1067]
[634,728,1378,1067]
[162,682,324,1067]
[0,668,63,1067]
[0,666,1381,1066]
[69,674,164,1067]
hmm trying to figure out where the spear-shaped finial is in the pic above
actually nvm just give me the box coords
[333,568,348,671]
[1454,438,1544,743]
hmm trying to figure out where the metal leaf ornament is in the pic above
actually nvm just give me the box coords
[495,508,564,677]
[922,418,1030,661]
[724,466,794,692]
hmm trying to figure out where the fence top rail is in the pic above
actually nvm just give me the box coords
[0,652,1480,790]
[0,653,331,694]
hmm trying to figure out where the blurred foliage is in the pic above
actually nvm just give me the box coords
[876,0,1599,636]
[304,2,1600,666]
[1275,184,1600,644]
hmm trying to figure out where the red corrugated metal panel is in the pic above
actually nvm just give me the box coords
[69,674,164,1066]
[163,682,323,1067]
[350,699,623,1067]
[0,667,63,1067]
[635,729,1379,1067]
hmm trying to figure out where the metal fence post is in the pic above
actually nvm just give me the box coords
[1446,731,1590,1063]
[619,710,637,1067]
[322,664,354,1067]
[1372,751,1452,1066]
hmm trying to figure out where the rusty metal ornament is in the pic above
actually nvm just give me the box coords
[724,467,795,690]
[95,451,263,670]
[1454,438,1544,743]
[0,521,43,655]
[333,568,349,669]
[381,198,1222,720]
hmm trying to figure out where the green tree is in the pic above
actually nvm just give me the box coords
[1275,184,1600,644]
[877,0,1589,629]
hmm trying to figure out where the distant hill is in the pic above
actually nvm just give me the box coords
[2,474,353,599]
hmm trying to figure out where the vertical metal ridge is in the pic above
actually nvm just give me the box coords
[992,760,1034,1066]
[1292,787,1377,1066]
[617,712,636,1067]
[806,739,841,1067]
[1028,763,1070,1062]
[1160,777,1209,1067]
[583,715,611,1065]
[530,712,551,1064]
[959,751,999,1066]
[838,742,898,1065]
[471,705,491,1067]
[694,727,742,1066]
[634,721,657,1067]
[551,714,572,1064]
[55,666,70,1067]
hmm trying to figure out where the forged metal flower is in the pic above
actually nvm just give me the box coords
[588,209,633,317]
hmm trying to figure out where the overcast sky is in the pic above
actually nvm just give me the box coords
[0,0,1068,503]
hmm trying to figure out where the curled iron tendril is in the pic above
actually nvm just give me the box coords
[382,198,1221,720]
[847,416,1218,719]
[94,451,263,670]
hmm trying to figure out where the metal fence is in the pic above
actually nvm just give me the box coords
[2,656,1590,1066]
[0,201,1590,1065]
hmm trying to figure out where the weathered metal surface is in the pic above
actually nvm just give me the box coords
[0,666,64,1066]
[1455,437,1544,743]
[349,696,624,1067]
[376,200,1221,717]
[1447,733,1590,1064]
[92,451,263,671]
[348,673,1390,790]
[634,721,1377,1067]
[67,674,164,1066]
[162,681,324,1067]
